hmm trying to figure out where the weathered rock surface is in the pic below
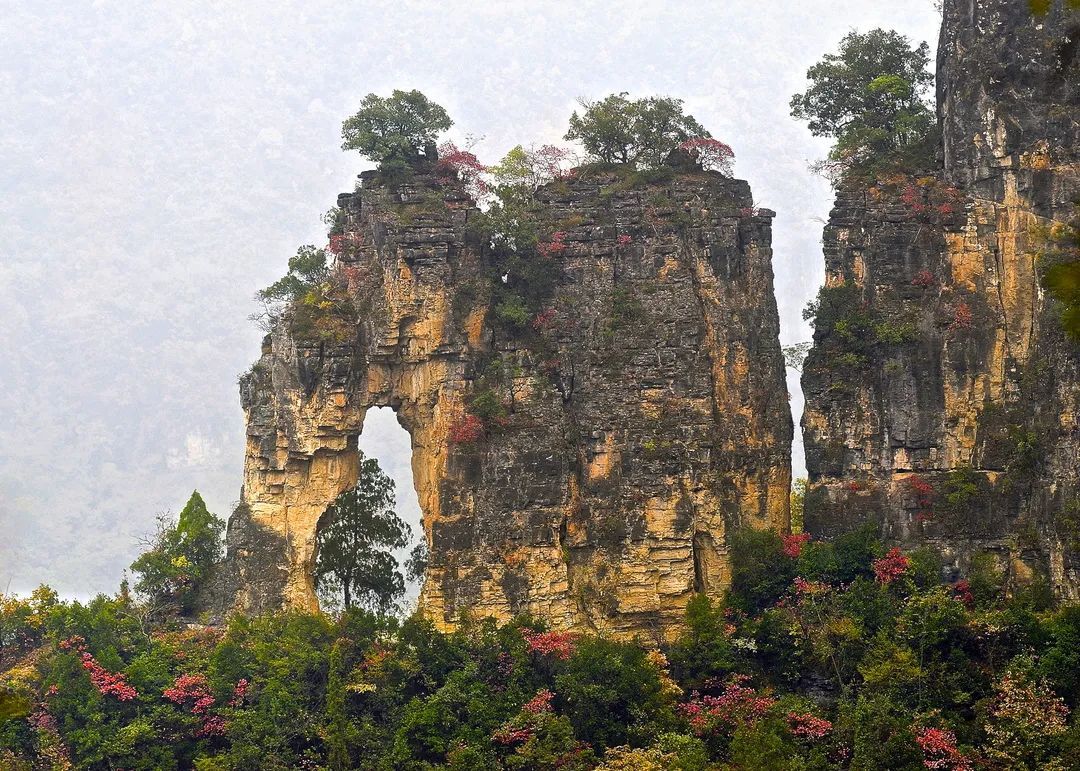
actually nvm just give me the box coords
[225,163,792,639]
[802,0,1079,595]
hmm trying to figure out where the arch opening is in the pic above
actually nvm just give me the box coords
[311,406,423,613]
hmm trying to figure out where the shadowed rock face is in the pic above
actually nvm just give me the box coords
[224,162,792,640]
[803,0,1080,595]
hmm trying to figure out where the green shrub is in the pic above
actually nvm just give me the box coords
[728,529,795,614]
[936,467,985,529]
[555,637,670,750]
[804,282,878,366]
[873,319,918,344]
[495,296,531,327]
[666,595,737,691]
[129,491,224,616]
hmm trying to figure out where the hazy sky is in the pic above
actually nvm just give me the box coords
[0,1,941,597]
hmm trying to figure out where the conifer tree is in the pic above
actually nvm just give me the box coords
[314,454,411,612]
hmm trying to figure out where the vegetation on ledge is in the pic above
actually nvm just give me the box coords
[255,88,741,354]
[3,524,1080,769]
[790,28,938,185]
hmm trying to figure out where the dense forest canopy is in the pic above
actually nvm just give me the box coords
[3,523,1080,769]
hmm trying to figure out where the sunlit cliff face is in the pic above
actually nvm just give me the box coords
[225,165,792,640]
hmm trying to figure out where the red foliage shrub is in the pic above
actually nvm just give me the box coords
[787,711,833,740]
[164,673,215,715]
[793,576,828,598]
[165,673,231,737]
[491,686,559,746]
[60,636,138,701]
[901,183,927,214]
[915,726,972,770]
[912,269,935,288]
[951,579,974,608]
[437,142,485,176]
[496,652,513,680]
[328,232,362,256]
[229,678,249,707]
[950,302,974,331]
[197,715,229,738]
[907,474,935,508]
[334,264,363,294]
[436,141,489,199]
[616,234,632,246]
[531,308,557,332]
[28,710,57,732]
[81,653,138,701]
[522,689,554,715]
[27,707,71,766]
[782,533,810,559]
[537,231,567,257]
[448,414,485,445]
[679,137,735,175]
[521,628,575,660]
[887,175,964,224]
[679,676,775,735]
[872,547,910,585]
[492,725,534,745]
[531,144,573,183]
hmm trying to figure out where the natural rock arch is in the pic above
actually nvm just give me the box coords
[225,164,793,639]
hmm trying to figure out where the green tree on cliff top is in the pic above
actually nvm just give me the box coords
[341,89,452,173]
[790,28,935,181]
[565,93,709,169]
[314,454,411,612]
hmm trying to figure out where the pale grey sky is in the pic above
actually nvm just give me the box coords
[0,0,941,597]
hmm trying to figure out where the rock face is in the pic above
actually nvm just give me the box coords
[225,161,792,639]
[802,0,1080,595]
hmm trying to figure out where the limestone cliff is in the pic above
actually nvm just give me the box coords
[225,159,792,639]
[802,0,1080,595]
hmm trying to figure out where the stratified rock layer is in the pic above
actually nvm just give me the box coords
[802,0,1079,595]
[226,164,792,639]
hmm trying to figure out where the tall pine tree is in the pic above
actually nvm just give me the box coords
[314,454,411,612]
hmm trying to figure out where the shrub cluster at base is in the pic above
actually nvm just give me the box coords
[4,525,1080,769]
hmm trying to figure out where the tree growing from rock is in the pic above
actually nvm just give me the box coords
[564,93,709,169]
[341,89,452,173]
[790,29,935,181]
[129,491,224,616]
[488,144,573,206]
[253,244,358,342]
[255,244,330,312]
[314,454,411,612]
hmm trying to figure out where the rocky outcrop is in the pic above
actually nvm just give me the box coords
[225,161,792,639]
[802,0,1080,596]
